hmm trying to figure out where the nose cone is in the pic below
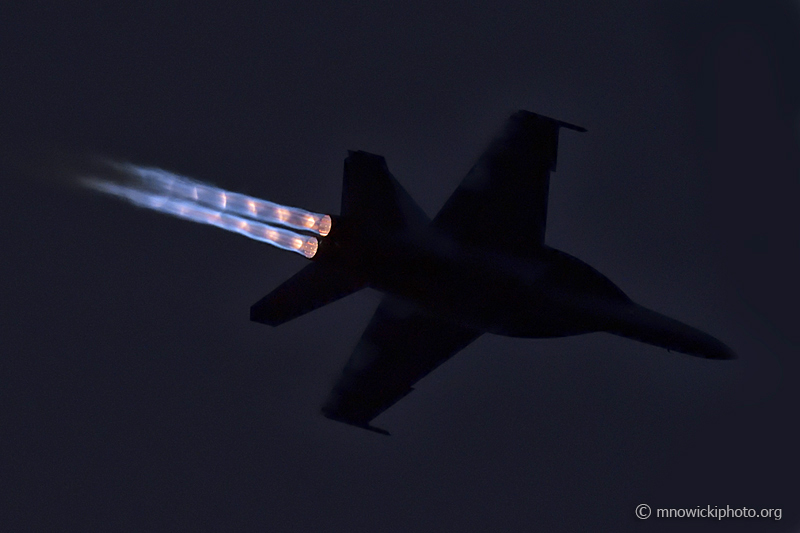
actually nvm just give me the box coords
[690,334,737,360]
[602,303,737,360]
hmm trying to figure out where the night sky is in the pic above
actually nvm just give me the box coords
[2,1,798,531]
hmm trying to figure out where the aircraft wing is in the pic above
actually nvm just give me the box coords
[322,297,481,434]
[433,110,585,254]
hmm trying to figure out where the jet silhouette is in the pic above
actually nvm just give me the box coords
[251,110,735,435]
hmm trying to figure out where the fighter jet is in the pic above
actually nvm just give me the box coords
[250,110,736,435]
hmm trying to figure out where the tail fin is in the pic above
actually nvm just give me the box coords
[251,151,427,327]
[341,151,429,231]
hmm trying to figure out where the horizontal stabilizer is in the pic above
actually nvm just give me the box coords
[250,260,366,326]
[322,412,391,435]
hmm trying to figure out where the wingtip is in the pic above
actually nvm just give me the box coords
[365,425,391,436]
[249,304,279,326]
[513,110,586,132]
[556,120,587,133]
[322,411,391,436]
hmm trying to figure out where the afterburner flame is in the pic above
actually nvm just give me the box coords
[80,162,330,259]
[318,215,332,237]
[104,162,333,236]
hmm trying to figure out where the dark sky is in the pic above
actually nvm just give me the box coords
[2,1,798,531]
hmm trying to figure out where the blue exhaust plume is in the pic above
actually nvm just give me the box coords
[80,162,331,258]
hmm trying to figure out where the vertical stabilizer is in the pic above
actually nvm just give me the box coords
[341,151,429,231]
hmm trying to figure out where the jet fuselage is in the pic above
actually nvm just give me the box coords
[317,215,735,360]
[319,216,624,337]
